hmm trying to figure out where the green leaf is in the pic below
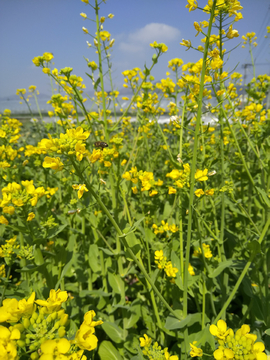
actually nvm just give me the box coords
[78,290,111,298]
[99,247,116,256]
[163,201,172,218]
[125,233,141,260]
[246,240,261,255]
[124,333,140,355]
[54,251,73,290]
[47,224,68,239]
[265,328,270,336]
[101,322,126,343]
[123,304,141,329]
[85,72,93,81]
[94,77,101,91]
[108,272,125,301]
[98,341,123,360]
[88,244,101,273]
[165,312,201,330]
[17,264,45,273]
[255,186,270,208]
[208,259,234,278]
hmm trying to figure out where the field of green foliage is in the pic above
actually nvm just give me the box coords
[1,0,270,359]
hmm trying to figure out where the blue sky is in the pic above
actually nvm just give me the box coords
[0,0,269,105]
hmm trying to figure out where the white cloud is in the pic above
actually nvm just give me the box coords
[118,23,180,54]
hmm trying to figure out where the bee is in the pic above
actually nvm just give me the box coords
[94,141,108,150]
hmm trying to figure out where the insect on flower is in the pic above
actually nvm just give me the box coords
[94,141,108,150]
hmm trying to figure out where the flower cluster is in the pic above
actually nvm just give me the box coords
[140,334,178,360]
[122,167,163,196]
[0,289,103,360]
[0,236,20,265]
[210,320,267,360]
[166,164,191,192]
[0,181,58,223]
[193,243,213,259]
[152,221,179,236]
[154,250,178,278]
[0,110,22,145]
[38,126,90,169]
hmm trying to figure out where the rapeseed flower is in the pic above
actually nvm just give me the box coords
[74,310,103,351]
[210,321,267,360]
[35,289,68,312]
[140,333,178,360]
[0,292,35,323]
[186,0,198,12]
[190,341,203,357]
[72,184,89,199]
[154,250,178,278]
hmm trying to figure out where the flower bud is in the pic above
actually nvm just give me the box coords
[54,320,60,329]
[58,326,66,338]
[59,314,69,326]
[30,352,39,360]
[29,343,37,351]
[32,312,38,321]
[23,318,31,329]
[57,309,65,319]
[17,340,26,347]
[51,312,57,320]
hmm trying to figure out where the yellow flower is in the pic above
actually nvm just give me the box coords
[213,348,234,360]
[205,189,214,196]
[168,187,177,194]
[80,12,87,19]
[140,334,152,348]
[43,157,64,171]
[154,250,164,261]
[210,319,230,340]
[0,325,20,359]
[149,190,158,196]
[99,30,111,41]
[195,189,204,197]
[132,187,138,194]
[180,39,191,49]
[195,169,208,181]
[185,0,198,11]
[27,212,35,222]
[190,341,203,357]
[0,216,8,225]
[227,25,239,39]
[40,338,71,360]
[0,292,35,323]
[165,262,178,277]
[188,263,195,276]
[35,289,68,312]
[72,184,89,199]
[150,41,168,53]
[253,342,267,360]
[2,206,15,215]
[42,67,50,74]
[82,27,89,34]
[75,310,102,351]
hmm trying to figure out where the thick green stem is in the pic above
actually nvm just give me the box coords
[183,3,216,355]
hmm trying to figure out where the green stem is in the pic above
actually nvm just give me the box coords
[183,3,216,355]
